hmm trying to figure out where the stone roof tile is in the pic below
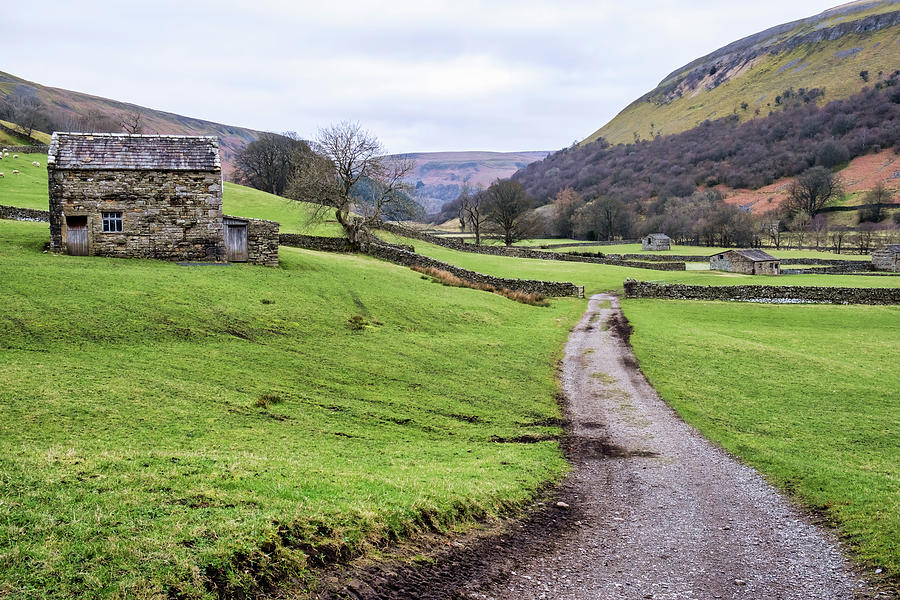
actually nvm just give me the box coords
[48,132,220,171]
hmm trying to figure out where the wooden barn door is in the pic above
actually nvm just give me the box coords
[66,216,89,256]
[224,219,248,262]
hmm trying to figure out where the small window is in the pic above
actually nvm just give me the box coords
[102,212,123,232]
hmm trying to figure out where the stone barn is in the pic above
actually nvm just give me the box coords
[47,132,278,266]
[710,249,780,275]
[871,244,900,271]
[642,233,671,251]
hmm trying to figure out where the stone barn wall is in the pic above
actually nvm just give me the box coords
[48,168,224,262]
[872,247,900,272]
[225,215,279,267]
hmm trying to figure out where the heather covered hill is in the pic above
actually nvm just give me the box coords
[514,83,900,205]
[585,0,900,145]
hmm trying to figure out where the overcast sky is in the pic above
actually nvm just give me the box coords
[7,1,839,153]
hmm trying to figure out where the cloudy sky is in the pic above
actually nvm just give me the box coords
[7,1,839,153]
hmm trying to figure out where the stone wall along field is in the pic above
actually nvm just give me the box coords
[623,279,900,305]
[377,223,685,271]
[278,234,585,297]
[0,204,50,222]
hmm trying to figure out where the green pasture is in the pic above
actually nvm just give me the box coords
[624,299,900,576]
[0,219,583,598]
[376,232,900,295]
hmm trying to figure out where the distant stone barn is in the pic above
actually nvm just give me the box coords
[642,233,671,251]
[47,132,278,266]
[710,249,780,275]
[872,245,900,272]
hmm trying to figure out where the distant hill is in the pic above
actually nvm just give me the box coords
[585,0,900,145]
[400,151,549,215]
[0,70,266,176]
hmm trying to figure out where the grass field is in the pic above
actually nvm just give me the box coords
[560,242,872,262]
[624,299,900,577]
[376,232,900,294]
[0,152,342,236]
[0,219,584,598]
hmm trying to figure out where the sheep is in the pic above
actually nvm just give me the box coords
[32,161,41,167]
[13,154,18,159]
[12,169,20,175]
[0,172,4,178]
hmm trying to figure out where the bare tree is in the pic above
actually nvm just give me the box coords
[0,94,49,138]
[551,187,582,238]
[236,132,309,196]
[483,179,538,246]
[859,182,893,223]
[461,186,489,246]
[786,166,843,217]
[456,182,471,231]
[572,195,629,241]
[288,121,414,248]
[120,110,146,134]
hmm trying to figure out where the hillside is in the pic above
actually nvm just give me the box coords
[401,151,549,215]
[0,71,265,175]
[585,0,900,145]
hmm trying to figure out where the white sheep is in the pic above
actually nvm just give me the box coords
[12,169,20,175]
[32,161,40,167]
[0,172,4,178]
[13,154,18,159]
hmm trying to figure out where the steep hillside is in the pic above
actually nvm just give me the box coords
[402,151,549,214]
[0,71,265,175]
[586,0,900,145]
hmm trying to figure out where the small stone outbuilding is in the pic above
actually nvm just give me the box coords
[642,233,671,251]
[710,249,780,275]
[47,132,278,266]
[872,245,900,272]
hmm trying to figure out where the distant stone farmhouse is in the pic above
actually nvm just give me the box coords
[710,249,780,275]
[47,132,278,266]
[642,233,671,251]
[872,244,900,271]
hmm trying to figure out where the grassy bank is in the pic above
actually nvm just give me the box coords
[623,299,900,577]
[0,219,583,598]
[376,232,900,295]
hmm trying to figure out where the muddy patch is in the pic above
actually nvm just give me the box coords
[564,436,659,460]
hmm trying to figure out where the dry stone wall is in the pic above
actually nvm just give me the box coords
[377,223,685,271]
[48,168,224,261]
[278,234,584,297]
[0,204,50,222]
[624,279,900,305]
[0,145,49,155]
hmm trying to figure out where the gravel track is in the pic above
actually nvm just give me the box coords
[317,294,889,600]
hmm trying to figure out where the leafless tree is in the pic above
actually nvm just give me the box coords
[0,94,49,138]
[483,179,539,246]
[120,110,146,134]
[456,182,471,231]
[786,166,843,217]
[551,187,581,238]
[236,132,308,196]
[810,214,829,249]
[859,182,893,223]
[288,121,414,248]
[461,186,489,245]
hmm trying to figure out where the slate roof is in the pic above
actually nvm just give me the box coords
[48,132,220,171]
[879,245,900,253]
[712,249,778,262]
[647,233,671,240]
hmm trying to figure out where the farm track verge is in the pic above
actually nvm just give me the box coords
[310,295,891,600]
